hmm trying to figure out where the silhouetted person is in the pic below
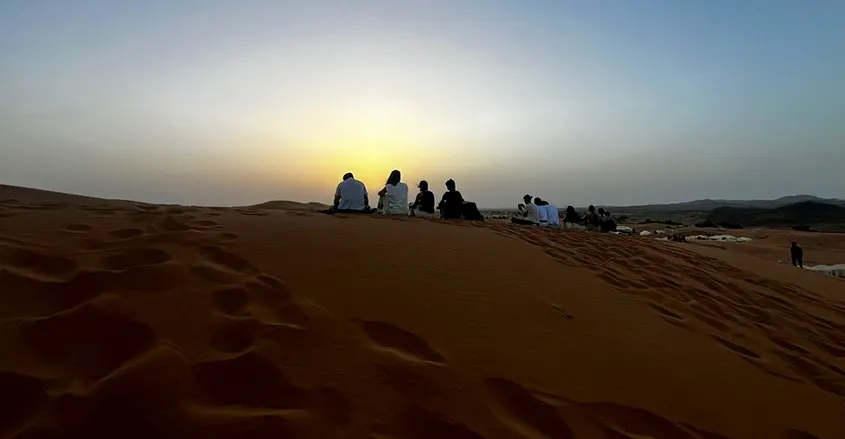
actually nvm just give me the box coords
[410,180,436,217]
[328,172,370,214]
[790,242,804,268]
[600,209,617,232]
[438,179,464,219]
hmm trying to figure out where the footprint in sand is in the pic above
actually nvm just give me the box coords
[198,245,254,273]
[0,247,78,278]
[484,378,576,439]
[100,248,172,271]
[64,224,91,232]
[160,215,192,232]
[109,228,145,240]
[209,316,264,353]
[193,220,219,228]
[22,302,157,380]
[0,371,47,436]
[394,408,485,439]
[357,321,445,364]
[211,286,251,316]
[578,401,696,439]
[191,351,309,409]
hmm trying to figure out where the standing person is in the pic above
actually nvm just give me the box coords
[330,172,370,213]
[438,179,465,219]
[512,194,539,225]
[377,170,409,215]
[410,180,436,217]
[790,242,804,268]
[544,201,560,228]
[535,197,549,226]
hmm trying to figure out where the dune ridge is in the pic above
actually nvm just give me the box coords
[0,188,843,439]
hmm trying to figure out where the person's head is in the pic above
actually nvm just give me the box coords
[534,197,543,205]
[523,194,532,204]
[598,207,605,215]
[588,205,596,213]
[791,241,798,246]
[418,180,428,191]
[445,179,456,191]
[604,210,611,216]
[386,170,401,186]
[342,172,354,181]
[566,205,576,213]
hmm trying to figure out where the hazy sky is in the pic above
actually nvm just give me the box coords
[2,0,844,207]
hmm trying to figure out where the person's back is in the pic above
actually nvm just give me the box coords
[545,203,560,227]
[441,190,464,219]
[535,198,548,224]
[439,179,464,219]
[385,182,409,215]
[524,203,539,224]
[418,191,435,214]
[336,176,367,211]
[585,205,600,230]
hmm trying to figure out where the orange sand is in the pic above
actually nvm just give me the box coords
[1,185,844,439]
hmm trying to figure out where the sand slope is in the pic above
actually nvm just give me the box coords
[1,190,844,439]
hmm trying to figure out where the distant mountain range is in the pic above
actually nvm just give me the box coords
[705,201,845,231]
[616,195,845,212]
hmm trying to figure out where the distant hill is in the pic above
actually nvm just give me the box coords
[0,184,132,206]
[617,195,845,212]
[705,201,845,230]
[249,200,329,211]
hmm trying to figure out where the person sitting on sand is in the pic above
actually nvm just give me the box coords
[790,242,804,268]
[330,172,370,213]
[377,170,409,215]
[512,194,539,225]
[410,180,436,217]
[584,205,601,231]
[535,197,549,226]
[562,206,582,229]
[438,179,465,219]
[600,209,617,233]
[544,201,560,228]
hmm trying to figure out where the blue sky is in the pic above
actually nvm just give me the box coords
[1,0,843,207]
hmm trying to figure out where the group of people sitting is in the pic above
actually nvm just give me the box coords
[512,197,617,232]
[327,170,481,220]
[511,194,561,227]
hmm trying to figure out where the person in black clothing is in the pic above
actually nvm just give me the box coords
[562,206,582,228]
[438,179,464,219]
[584,205,601,230]
[410,180,436,217]
[790,242,804,268]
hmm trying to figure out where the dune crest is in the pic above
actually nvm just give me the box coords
[0,187,843,439]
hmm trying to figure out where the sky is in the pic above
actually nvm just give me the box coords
[1,0,844,208]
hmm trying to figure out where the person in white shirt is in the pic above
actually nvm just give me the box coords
[512,194,539,225]
[535,197,549,225]
[332,172,370,213]
[543,201,560,227]
[377,169,409,215]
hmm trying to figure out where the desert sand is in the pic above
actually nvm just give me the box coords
[1,184,844,439]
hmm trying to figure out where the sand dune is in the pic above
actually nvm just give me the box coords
[1,188,844,439]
